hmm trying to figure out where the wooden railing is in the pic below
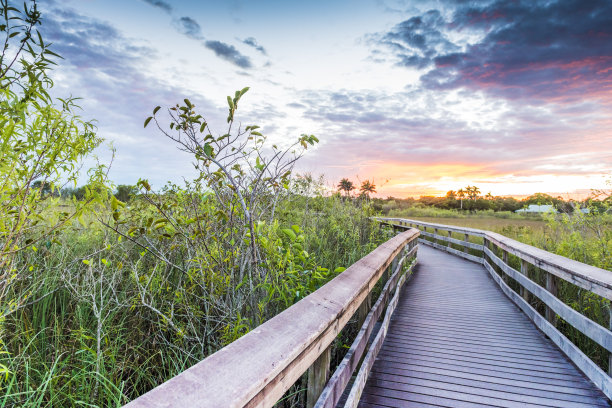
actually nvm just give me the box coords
[380,217,612,400]
[123,227,420,408]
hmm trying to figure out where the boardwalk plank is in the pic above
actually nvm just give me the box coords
[357,245,610,408]
[368,371,606,405]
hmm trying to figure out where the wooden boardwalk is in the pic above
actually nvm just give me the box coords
[359,244,610,408]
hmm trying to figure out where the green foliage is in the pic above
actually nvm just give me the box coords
[0,0,108,323]
[0,73,388,406]
[0,174,388,406]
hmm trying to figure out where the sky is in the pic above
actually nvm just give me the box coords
[38,0,612,198]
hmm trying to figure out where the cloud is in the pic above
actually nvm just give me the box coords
[174,16,203,40]
[242,37,267,55]
[205,40,252,69]
[376,9,458,69]
[169,16,256,69]
[39,4,221,187]
[140,0,172,14]
[372,0,612,103]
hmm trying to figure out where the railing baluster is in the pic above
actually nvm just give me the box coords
[502,249,509,284]
[608,301,612,377]
[520,259,530,303]
[307,346,331,408]
[609,301,612,377]
[357,293,372,327]
[545,272,559,326]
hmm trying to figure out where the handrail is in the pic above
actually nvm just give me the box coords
[378,217,612,400]
[124,228,420,408]
[379,217,612,299]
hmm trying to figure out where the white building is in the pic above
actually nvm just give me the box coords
[516,204,557,213]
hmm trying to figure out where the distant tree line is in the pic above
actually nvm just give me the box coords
[39,178,609,215]
[32,181,139,202]
[335,179,610,214]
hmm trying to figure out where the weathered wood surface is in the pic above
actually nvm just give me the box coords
[483,260,612,401]
[418,238,483,264]
[484,247,612,353]
[358,245,610,408]
[343,254,411,408]
[124,229,419,408]
[315,245,417,408]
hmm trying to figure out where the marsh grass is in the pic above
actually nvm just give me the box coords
[0,194,391,407]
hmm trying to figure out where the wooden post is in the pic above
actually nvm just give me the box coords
[307,346,331,408]
[434,228,439,245]
[382,264,390,285]
[520,259,530,304]
[609,301,612,377]
[357,293,372,328]
[545,273,559,326]
[389,252,402,276]
[383,254,397,284]
[502,250,509,284]
[464,233,470,254]
[447,230,452,249]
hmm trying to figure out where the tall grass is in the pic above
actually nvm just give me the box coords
[0,192,389,407]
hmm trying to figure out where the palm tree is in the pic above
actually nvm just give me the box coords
[360,180,376,199]
[465,185,480,200]
[471,186,481,199]
[337,178,355,197]
[457,188,465,209]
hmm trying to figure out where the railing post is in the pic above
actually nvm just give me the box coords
[307,346,331,408]
[383,253,397,284]
[464,233,470,254]
[502,250,509,284]
[447,230,452,249]
[609,301,612,377]
[545,273,559,326]
[520,259,530,304]
[357,293,372,327]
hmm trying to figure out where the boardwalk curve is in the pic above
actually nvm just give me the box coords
[359,244,610,408]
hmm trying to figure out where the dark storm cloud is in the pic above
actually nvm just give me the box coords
[377,9,458,69]
[242,37,267,55]
[140,0,172,14]
[205,40,253,69]
[175,16,203,40]
[374,0,612,102]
